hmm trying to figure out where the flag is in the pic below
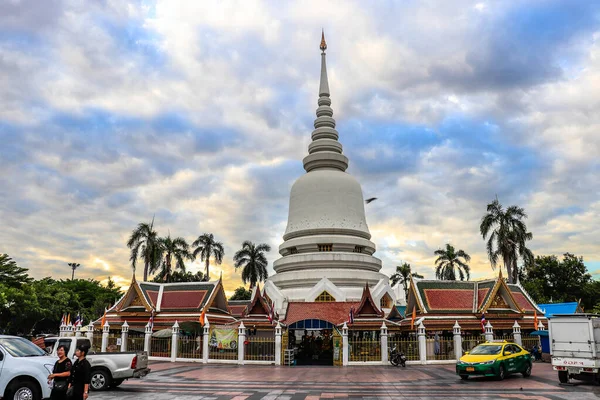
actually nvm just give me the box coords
[410,306,416,329]
[74,313,82,327]
[60,314,65,326]
[66,313,71,326]
[271,301,276,323]
[199,307,206,327]
[533,311,538,329]
[348,306,355,325]
[267,302,273,324]
[148,309,155,329]
[100,307,107,327]
[481,313,486,333]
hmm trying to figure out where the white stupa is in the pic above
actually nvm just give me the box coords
[265,33,395,316]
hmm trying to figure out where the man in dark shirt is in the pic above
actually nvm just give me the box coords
[68,345,91,400]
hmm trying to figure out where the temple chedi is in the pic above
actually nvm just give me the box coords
[265,33,396,317]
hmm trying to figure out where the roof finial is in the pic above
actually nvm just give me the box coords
[499,268,503,280]
[320,29,327,53]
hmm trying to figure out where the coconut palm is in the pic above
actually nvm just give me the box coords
[389,262,424,301]
[127,219,161,281]
[192,233,224,281]
[156,236,192,283]
[233,241,271,288]
[434,244,471,281]
[480,198,534,283]
[68,262,81,280]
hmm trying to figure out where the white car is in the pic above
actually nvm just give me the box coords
[0,335,57,400]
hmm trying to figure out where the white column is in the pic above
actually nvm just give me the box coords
[86,323,94,346]
[121,321,129,352]
[101,322,109,352]
[484,321,494,342]
[380,322,388,365]
[512,321,522,346]
[202,319,210,364]
[274,322,282,366]
[75,325,82,338]
[144,323,152,354]
[171,321,179,362]
[537,321,545,331]
[453,321,462,360]
[417,322,427,364]
[238,322,246,365]
[342,322,349,366]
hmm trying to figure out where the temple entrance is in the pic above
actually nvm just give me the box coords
[287,319,335,366]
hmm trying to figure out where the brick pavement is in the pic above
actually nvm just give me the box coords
[92,361,600,399]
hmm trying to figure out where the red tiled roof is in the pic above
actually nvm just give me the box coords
[423,289,473,310]
[161,290,207,309]
[477,288,489,309]
[283,302,359,325]
[147,290,159,307]
[512,292,535,311]
[229,305,247,317]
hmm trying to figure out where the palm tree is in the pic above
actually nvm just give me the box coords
[156,236,192,283]
[68,262,81,280]
[434,244,471,281]
[389,262,424,301]
[127,219,161,281]
[233,240,271,289]
[480,198,534,283]
[192,233,224,281]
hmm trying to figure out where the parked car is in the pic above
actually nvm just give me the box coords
[456,340,532,380]
[44,336,150,391]
[0,335,56,400]
[549,313,600,384]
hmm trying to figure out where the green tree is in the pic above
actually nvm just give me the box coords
[153,270,205,283]
[155,236,191,283]
[127,219,161,281]
[389,263,423,301]
[434,244,471,281]
[229,286,252,301]
[0,254,33,288]
[192,233,224,282]
[233,241,271,288]
[480,198,534,283]
[68,262,81,280]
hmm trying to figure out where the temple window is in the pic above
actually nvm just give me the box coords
[353,246,364,253]
[315,291,335,302]
[318,244,333,252]
[289,247,298,254]
[380,294,391,308]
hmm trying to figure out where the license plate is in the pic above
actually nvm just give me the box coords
[466,367,475,372]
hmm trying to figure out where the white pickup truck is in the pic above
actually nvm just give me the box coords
[548,314,600,384]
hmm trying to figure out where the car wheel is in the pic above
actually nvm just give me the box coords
[460,375,468,380]
[90,369,112,391]
[522,362,532,377]
[558,370,569,384]
[111,379,125,388]
[7,380,41,400]
[497,364,506,381]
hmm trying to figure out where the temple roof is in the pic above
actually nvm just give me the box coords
[538,302,583,317]
[283,302,359,326]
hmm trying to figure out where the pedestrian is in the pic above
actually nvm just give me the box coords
[68,344,91,400]
[48,345,72,400]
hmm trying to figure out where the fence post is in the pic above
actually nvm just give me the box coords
[417,322,427,364]
[101,322,109,352]
[512,321,522,346]
[537,321,545,331]
[59,324,65,337]
[380,322,388,365]
[86,323,94,346]
[171,321,179,362]
[342,322,349,366]
[75,324,82,338]
[144,322,152,353]
[275,322,282,366]
[453,321,462,360]
[202,319,210,364]
[121,321,129,352]
[238,322,246,365]
[484,321,494,342]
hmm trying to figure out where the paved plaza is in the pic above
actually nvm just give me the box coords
[92,361,600,399]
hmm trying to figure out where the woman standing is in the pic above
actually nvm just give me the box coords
[48,345,72,400]
[68,345,91,400]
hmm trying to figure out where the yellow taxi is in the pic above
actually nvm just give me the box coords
[456,341,533,380]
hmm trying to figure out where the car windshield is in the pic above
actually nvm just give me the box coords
[470,345,502,355]
[0,337,47,357]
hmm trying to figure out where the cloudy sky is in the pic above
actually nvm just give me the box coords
[1,0,599,294]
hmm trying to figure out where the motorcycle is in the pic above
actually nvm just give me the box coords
[389,345,407,367]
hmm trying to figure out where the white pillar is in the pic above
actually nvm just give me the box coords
[202,319,210,364]
[342,322,349,366]
[86,323,94,346]
[484,321,494,342]
[512,321,522,346]
[274,322,282,366]
[144,323,152,354]
[75,325,82,338]
[537,321,545,331]
[453,321,462,360]
[59,324,65,338]
[238,322,246,365]
[101,322,109,352]
[417,322,427,365]
[121,321,129,352]
[380,322,388,365]
[171,321,179,362]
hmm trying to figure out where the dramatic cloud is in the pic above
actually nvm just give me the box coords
[1,0,599,296]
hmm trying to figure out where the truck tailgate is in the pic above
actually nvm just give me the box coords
[135,351,149,370]
[550,317,596,359]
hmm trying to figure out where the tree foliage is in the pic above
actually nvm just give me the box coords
[389,263,423,300]
[229,286,252,301]
[155,235,191,282]
[192,233,224,282]
[127,219,161,281]
[151,270,205,283]
[434,244,471,281]
[233,241,271,288]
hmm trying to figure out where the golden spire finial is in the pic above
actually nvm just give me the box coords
[320,29,327,52]
[499,268,503,279]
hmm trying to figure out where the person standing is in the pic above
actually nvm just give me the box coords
[48,345,72,400]
[68,344,91,400]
